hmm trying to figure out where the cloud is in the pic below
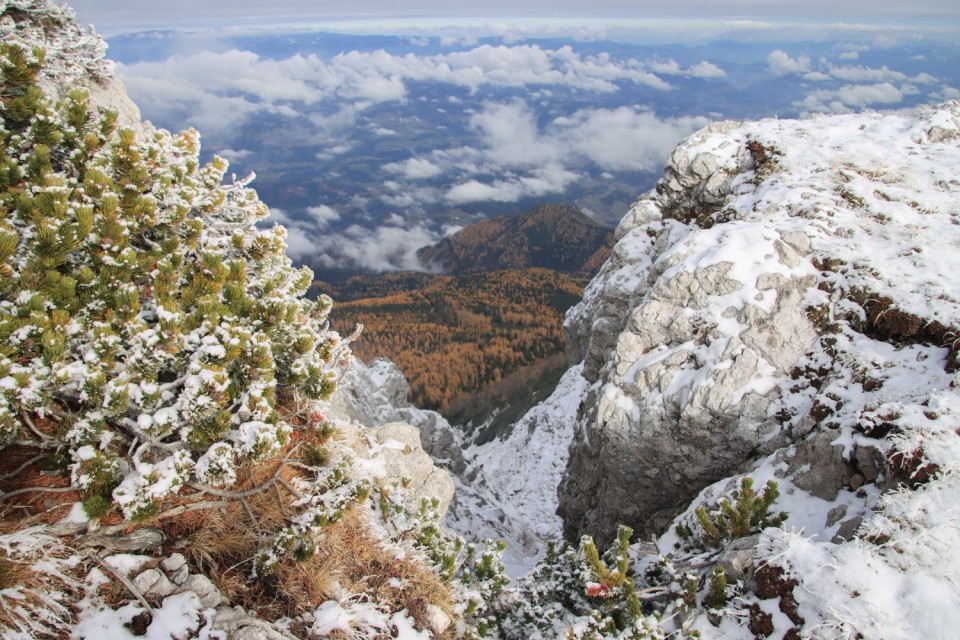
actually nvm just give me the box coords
[305,205,341,228]
[312,223,443,271]
[828,64,907,82]
[648,58,725,78]
[798,82,909,112]
[549,106,709,171]
[687,61,726,79]
[217,148,253,162]
[384,157,444,180]
[394,100,710,204]
[834,82,905,106]
[269,205,440,272]
[118,42,676,133]
[445,165,580,204]
[838,51,860,60]
[472,101,709,172]
[767,49,812,75]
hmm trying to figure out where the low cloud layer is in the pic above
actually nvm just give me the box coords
[119,43,689,134]
[270,207,443,271]
[109,34,956,272]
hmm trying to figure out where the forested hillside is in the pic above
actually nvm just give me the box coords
[332,268,581,420]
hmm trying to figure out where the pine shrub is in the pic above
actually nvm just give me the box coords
[677,477,787,549]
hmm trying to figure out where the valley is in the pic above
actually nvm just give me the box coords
[323,204,612,429]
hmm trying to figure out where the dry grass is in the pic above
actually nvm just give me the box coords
[165,442,454,637]
[0,517,82,639]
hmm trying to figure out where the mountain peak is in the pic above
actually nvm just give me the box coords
[418,203,613,277]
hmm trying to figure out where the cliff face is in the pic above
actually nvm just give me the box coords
[558,103,960,545]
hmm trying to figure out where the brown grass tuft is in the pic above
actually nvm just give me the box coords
[0,523,82,639]
[163,442,453,637]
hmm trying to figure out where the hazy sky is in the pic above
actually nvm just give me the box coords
[68,0,960,36]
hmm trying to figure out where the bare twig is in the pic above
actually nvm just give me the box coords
[274,483,288,517]
[277,476,303,500]
[154,499,231,520]
[0,484,77,501]
[635,586,675,601]
[239,497,258,530]
[0,453,45,481]
[85,548,154,614]
[20,411,54,444]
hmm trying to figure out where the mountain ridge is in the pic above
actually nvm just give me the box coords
[417,203,613,278]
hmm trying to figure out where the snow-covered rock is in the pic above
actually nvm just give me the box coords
[543,102,960,637]
[331,358,461,515]
[558,103,960,549]
[446,365,588,575]
[334,357,467,473]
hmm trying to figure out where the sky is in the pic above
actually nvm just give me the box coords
[68,0,960,38]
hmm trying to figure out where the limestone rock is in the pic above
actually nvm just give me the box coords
[333,358,467,473]
[716,534,760,584]
[558,200,819,542]
[210,606,290,640]
[133,568,176,599]
[366,422,456,514]
[160,553,190,586]
[180,574,223,609]
[776,429,854,501]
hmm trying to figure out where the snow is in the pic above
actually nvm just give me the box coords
[74,591,202,640]
[447,365,588,576]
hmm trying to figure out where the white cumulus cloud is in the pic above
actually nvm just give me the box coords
[767,49,812,75]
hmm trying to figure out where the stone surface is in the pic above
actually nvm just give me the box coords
[210,606,291,640]
[133,568,176,599]
[329,358,459,516]
[558,184,820,542]
[333,358,467,473]
[831,515,864,543]
[366,422,456,515]
[180,574,224,609]
[716,534,760,584]
[160,553,189,586]
[777,429,854,501]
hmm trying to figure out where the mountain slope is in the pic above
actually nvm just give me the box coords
[418,203,613,278]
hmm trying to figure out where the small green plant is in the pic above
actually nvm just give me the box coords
[82,494,111,519]
[301,443,330,468]
[704,566,728,610]
[679,477,787,549]
[581,525,644,627]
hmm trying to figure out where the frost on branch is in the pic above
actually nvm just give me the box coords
[0,18,357,522]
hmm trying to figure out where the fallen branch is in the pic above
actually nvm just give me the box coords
[85,548,155,614]
[20,411,54,444]
[0,453,45,481]
[0,484,77,501]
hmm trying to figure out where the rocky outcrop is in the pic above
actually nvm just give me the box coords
[2,1,143,130]
[334,357,467,474]
[331,358,461,513]
[558,102,960,545]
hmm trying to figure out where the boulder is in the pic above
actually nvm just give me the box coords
[558,210,819,543]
